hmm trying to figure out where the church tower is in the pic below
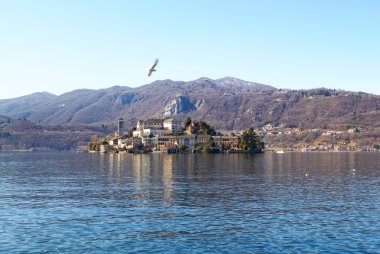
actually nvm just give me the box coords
[117,117,124,137]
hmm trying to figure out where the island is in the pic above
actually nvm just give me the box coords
[88,117,264,154]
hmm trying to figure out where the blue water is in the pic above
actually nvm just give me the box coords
[0,152,379,253]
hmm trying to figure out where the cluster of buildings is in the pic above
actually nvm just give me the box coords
[104,118,239,153]
[96,118,379,153]
[259,123,380,152]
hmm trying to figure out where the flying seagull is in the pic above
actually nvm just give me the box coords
[147,58,159,76]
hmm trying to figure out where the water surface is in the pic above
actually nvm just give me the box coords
[0,152,379,253]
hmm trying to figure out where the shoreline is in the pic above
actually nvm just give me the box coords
[0,149,378,153]
[85,149,379,154]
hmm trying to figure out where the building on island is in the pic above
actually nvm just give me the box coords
[163,119,182,134]
[196,135,211,146]
[134,118,180,138]
[177,135,196,148]
[137,119,164,130]
[118,137,142,150]
[106,117,242,152]
[133,128,169,138]
[141,135,157,148]
[157,136,178,151]
[117,117,124,137]
[212,135,239,150]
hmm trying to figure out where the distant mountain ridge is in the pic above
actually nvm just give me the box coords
[0,92,56,119]
[0,77,379,131]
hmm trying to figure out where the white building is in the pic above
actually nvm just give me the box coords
[163,119,182,134]
[109,138,118,146]
[118,138,127,148]
[134,118,180,137]
[137,119,164,130]
[262,123,273,131]
[133,128,169,138]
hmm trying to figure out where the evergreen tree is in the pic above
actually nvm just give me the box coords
[192,120,216,135]
[238,128,264,152]
[184,117,192,127]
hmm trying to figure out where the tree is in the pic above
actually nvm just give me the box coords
[178,144,187,151]
[238,128,264,152]
[191,120,216,135]
[202,140,218,153]
[184,117,192,127]
[0,131,11,138]
[88,141,101,151]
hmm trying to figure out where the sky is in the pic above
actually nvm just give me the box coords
[0,0,379,99]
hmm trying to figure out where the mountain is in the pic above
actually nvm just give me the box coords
[0,77,379,131]
[0,92,57,119]
[213,77,274,91]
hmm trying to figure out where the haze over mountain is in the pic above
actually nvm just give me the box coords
[0,77,379,131]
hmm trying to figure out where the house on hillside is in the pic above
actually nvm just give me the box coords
[262,124,273,131]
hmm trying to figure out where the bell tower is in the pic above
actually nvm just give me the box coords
[117,117,124,137]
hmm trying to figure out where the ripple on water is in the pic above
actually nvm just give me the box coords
[0,152,379,253]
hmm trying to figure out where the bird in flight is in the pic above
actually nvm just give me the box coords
[147,58,159,76]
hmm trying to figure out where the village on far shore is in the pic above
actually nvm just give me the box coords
[88,117,264,154]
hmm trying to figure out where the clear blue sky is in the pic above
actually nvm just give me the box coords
[0,0,379,99]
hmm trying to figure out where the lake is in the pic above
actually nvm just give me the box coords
[0,152,379,253]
